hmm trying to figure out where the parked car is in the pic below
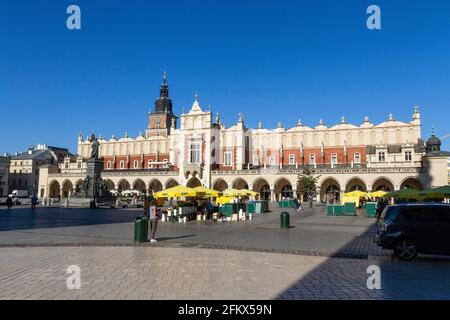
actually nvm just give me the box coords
[374,203,450,260]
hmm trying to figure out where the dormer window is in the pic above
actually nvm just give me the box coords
[405,150,412,161]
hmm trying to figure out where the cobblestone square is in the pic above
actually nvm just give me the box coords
[1,205,450,299]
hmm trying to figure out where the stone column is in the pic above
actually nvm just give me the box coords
[292,187,297,199]
[316,187,322,204]
[270,189,276,202]
[340,189,346,204]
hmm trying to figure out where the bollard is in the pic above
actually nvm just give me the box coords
[280,212,290,229]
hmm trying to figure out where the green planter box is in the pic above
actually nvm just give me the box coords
[366,202,377,218]
[222,203,240,217]
[344,202,356,216]
[327,205,335,216]
[247,202,256,214]
[254,200,268,213]
[288,199,296,208]
[334,205,344,216]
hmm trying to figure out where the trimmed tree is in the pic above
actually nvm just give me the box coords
[297,168,320,203]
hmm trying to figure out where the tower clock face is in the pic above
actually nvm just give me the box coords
[154,117,161,125]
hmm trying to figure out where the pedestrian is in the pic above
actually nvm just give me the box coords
[31,194,38,210]
[148,198,161,243]
[375,199,383,220]
[6,196,13,210]
[295,198,302,211]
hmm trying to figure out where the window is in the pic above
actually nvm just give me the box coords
[78,162,82,169]
[289,154,295,165]
[331,153,338,165]
[253,155,259,166]
[269,155,275,165]
[405,151,412,161]
[190,142,200,164]
[378,152,386,162]
[309,154,316,165]
[107,161,112,169]
[354,153,361,164]
[224,152,232,166]
[134,160,139,169]
[120,161,125,169]
[148,160,153,168]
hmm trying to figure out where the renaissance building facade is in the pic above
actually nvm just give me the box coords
[39,73,449,202]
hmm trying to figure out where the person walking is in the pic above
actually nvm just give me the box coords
[375,199,383,220]
[31,194,38,210]
[145,197,160,243]
[294,198,302,211]
[6,196,13,210]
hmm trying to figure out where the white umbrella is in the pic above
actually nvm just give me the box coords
[122,190,142,196]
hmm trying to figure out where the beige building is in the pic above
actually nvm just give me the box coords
[9,145,72,196]
[39,74,450,202]
[0,156,10,197]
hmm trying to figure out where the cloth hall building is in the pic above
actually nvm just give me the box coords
[39,74,449,202]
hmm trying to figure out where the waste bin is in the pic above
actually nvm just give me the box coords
[280,212,290,229]
[134,216,148,242]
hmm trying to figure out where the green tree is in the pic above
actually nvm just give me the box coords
[297,168,320,202]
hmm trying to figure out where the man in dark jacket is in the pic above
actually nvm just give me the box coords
[6,196,13,210]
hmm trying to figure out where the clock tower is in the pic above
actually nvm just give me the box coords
[146,70,177,137]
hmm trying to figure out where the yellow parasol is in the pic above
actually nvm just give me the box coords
[154,185,202,199]
[216,196,234,205]
[368,190,388,198]
[223,189,259,197]
[344,190,369,198]
[193,186,222,197]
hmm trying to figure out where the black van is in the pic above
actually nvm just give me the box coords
[374,203,450,260]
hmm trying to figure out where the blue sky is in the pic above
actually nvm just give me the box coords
[1,0,450,154]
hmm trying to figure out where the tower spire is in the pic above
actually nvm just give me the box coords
[163,66,167,85]
[154,67,172,112]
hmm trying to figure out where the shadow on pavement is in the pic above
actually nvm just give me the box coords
[157,234,197,241]
[0,207,139,232]
[276,207,450,300]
